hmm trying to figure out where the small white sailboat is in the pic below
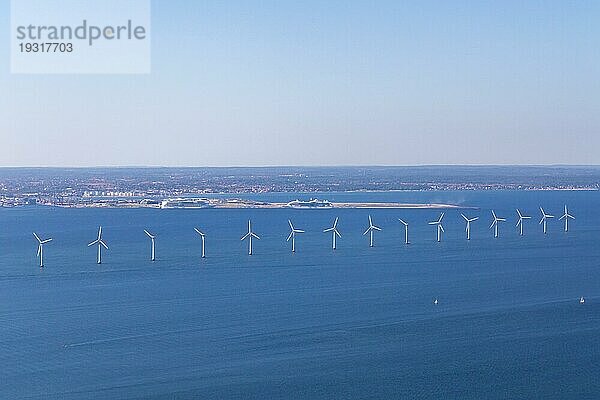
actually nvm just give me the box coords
[580,296,585,304]
[433,298,438,305]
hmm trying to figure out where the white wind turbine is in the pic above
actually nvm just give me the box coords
[287,220,304,253]
[461,214,478,240]
[194,228,206,258]
[489,210,506,238]
[428,213,445,242]
[144,229,156,261]
[240,220,260,256]
[398,219,410,244]
[323,217,342,250]
[33,233,52,268]
[516,209,531,236]
[539,207,554,234]
[88,226,108,264]
[559,205,575,232]
[363,215,382,247]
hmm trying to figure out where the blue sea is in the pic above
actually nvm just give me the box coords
[1,190,599,399]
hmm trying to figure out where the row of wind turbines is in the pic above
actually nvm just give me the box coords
[31,206,575,267]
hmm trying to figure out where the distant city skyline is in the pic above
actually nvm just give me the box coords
[1,1,599,167]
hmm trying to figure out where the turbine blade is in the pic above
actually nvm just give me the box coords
[286,232,293,241]
[251,233,260,240]
[41,239,53,244]
[88,240,99,247]
[241,233,250,240]
[295,229,305,233]
[33,232,41,243]
[439,225,445,233]
[98,226,102,240]
[363,228,370,235]
[333,217,339,228]
[37,245,41,257]
[373,226,382,231]
[334,229,342,238]
[100,241,109,250]
[194,228,205,236]
[398,219,407,226]
[323,227,334,233]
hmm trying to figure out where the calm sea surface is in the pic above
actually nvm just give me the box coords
[1,190,599,399]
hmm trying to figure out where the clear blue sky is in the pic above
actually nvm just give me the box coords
[1,0,599,166]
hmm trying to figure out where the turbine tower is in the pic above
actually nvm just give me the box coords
[144,229,156,261]
[363,215,382,247]
[539,207,554,234]
[33,233,52,268]
[461,214,478,240]
[489,210,506,238]
[88,226,108,264]
[240,220,260,256]
[287,220,304,253]
[559,205,575,232]
[428,213,445,242]
[323,217,342,250]
[194,228,206,258]
[516,209,531,236]
[398,219,409,244]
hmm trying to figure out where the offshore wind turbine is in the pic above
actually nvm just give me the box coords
[461,214,478,240]
[428,213,445,242]
[287,220,304,253]
[323,217,342,250]
[516,209,531,236]
[539,207,554,234]
[144,229,156,261]
[240,220,260,256]
[489,210,506,238]
[33,233,52,268]
[88,226,108,264]
[398,219,409,244]
[559,205,575,232]
[194,228,206,258]
[363,215,382,247]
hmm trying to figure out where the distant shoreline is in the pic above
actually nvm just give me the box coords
[33,201,467,210]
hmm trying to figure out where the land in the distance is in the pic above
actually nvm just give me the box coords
[0,166,597,208]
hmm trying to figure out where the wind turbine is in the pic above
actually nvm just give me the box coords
[240,220,260,256]
[33,233,52,268]
[428,213,445,242]
[363,215,382,247]
[461,214,478,240]
[516,209,531,236]
[398,219,409,244]
[194,228,206,258]
[88,226,108,264]
[539,207,554,234]
[559,205,575,232]
[323,217,342,250]
[287,220,304,253]
[144,229,156,261]
[489,210,506,238]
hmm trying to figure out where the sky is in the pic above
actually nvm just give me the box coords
[1,0,599,167]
